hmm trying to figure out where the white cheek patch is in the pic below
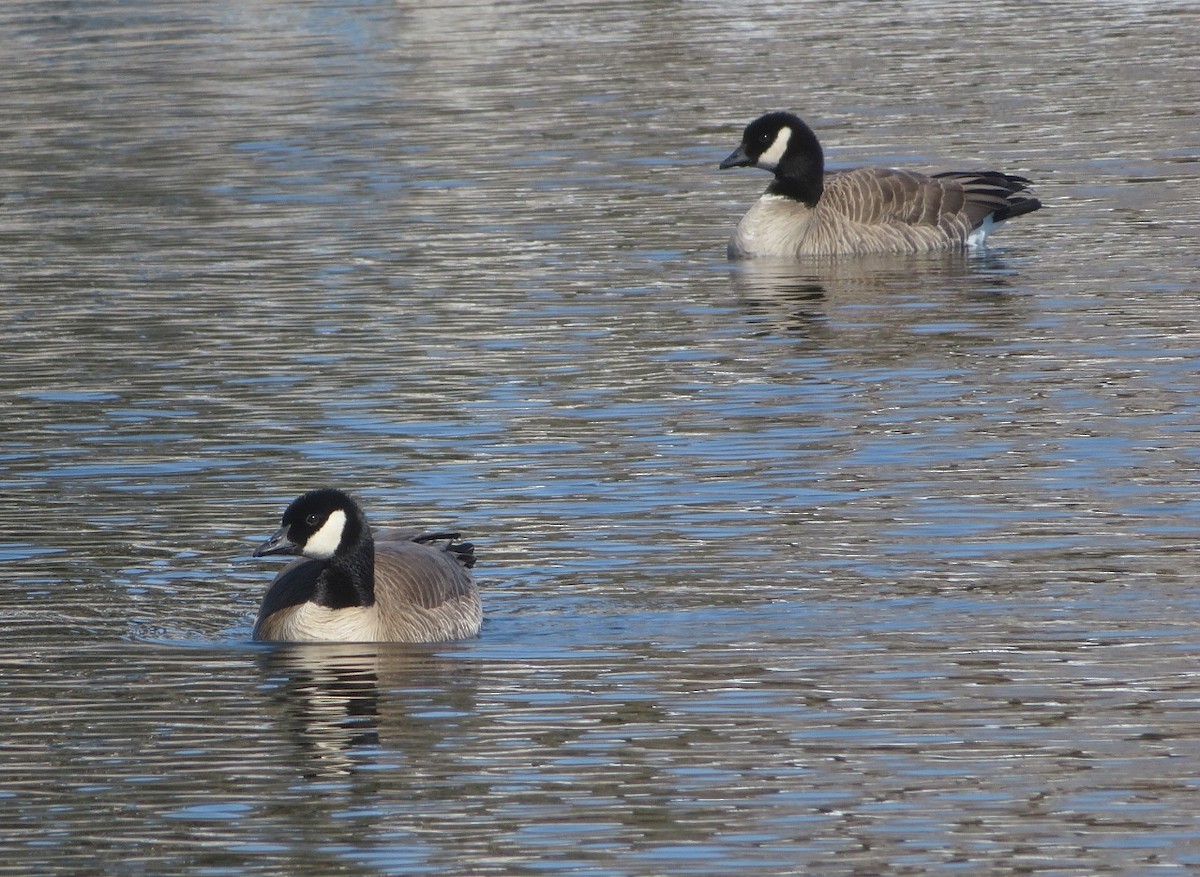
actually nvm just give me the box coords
[303,509,347,559]
[756,126,792,170]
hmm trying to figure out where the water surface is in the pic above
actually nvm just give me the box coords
[3,1,1200,873]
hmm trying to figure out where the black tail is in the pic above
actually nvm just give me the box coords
[934,170,1042,225]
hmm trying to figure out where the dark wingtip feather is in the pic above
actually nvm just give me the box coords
[933,170,1043,226]
[994,194,1042,222]
[447,541,476,570]
[413,531,476,570]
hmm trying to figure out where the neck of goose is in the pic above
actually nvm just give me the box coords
[315,534,376,609]
[769,174,823,208]
[767,128,825,208]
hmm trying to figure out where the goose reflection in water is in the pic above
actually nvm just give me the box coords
[729,252,1023,338]
[257,643,477,778]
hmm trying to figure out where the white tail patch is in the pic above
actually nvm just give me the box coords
[304,509,347,559]
[757,126,793,170]
[967,214,997,249]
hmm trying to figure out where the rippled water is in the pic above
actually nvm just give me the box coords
[4,0,1200,873]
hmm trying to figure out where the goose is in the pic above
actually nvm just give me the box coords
[251,488,482,643]
[719,111,1042,259]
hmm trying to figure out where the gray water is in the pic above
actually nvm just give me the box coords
[3,0,1200,873]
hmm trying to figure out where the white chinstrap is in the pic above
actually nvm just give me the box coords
[303,509,347,559]
[756,126,792,170]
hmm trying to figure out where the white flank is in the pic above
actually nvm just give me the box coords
[756,126,793,170]
[303,509,347,559]
[967,214,997,249]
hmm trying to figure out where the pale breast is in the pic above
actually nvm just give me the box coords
[728,195,818,259]
[255,602,382,642]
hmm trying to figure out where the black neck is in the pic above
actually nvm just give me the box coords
[769,121,825,208]
[768,174,823,208]
[314,535,376,609]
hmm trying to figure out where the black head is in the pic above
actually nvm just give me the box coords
[719,111,825,206]
[253,488,370,560]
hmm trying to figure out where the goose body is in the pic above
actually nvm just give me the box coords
[720,112,1041,259]
[251,489,481,643]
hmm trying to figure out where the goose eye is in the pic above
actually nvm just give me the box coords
[306,514,320,526]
